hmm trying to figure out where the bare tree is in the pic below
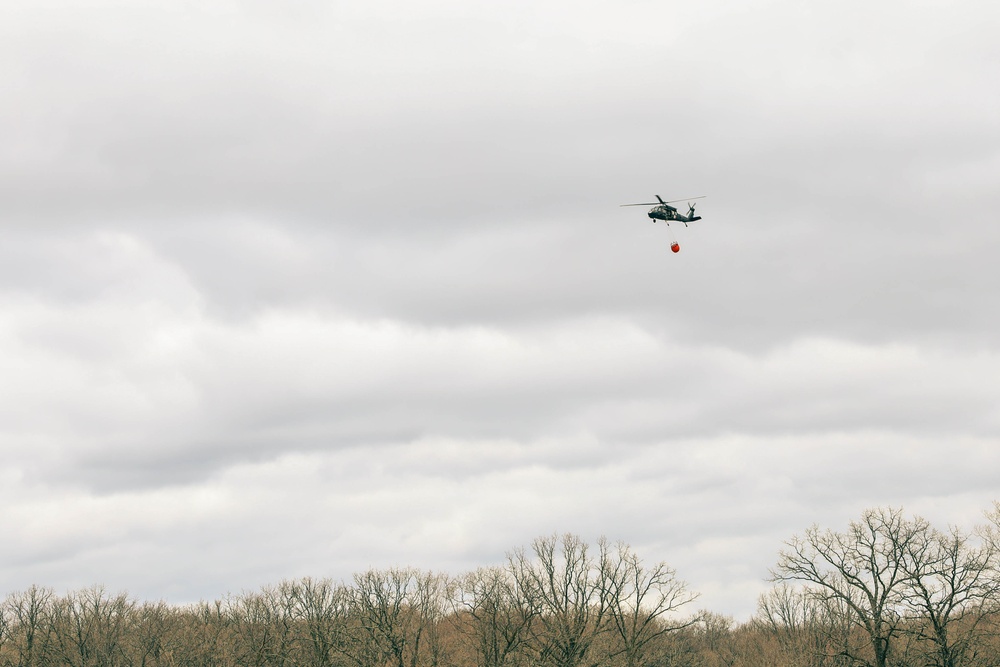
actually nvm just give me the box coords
[408,571,451,667]
[126,600,179,667]
[4,585,57,667]
[50,585,134,667]
[600,539,699,667]
[754,584,856,667]
[508,534,612,667]
[772,507,928,667]
[289,577,355,667]
[690,611,736,667]
[177,599,239,667]
[350,568,448,667]
[899,523,1000,667]
[0,598,8,665]
[452,566,538,667]
[225,584,301,667]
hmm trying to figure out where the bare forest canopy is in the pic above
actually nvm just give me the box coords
[3,503,1000,667]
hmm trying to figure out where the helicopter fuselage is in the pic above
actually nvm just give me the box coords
[621,195,704,230]
[648,205,701,225]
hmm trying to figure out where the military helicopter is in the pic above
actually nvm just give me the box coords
[620,195,705,253]
[620,195,705,226]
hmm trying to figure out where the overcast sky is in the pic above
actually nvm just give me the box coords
[2,0,999,619]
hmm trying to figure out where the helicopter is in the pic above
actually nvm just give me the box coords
[621,195,705,253]
[620,195,705,226]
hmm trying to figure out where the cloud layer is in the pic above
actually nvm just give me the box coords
[2,0,998,617]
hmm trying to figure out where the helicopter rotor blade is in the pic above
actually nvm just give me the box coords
[660,196,706,205]
[621,196,706,207]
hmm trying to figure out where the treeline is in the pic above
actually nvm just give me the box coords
[2,504,1000,667]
